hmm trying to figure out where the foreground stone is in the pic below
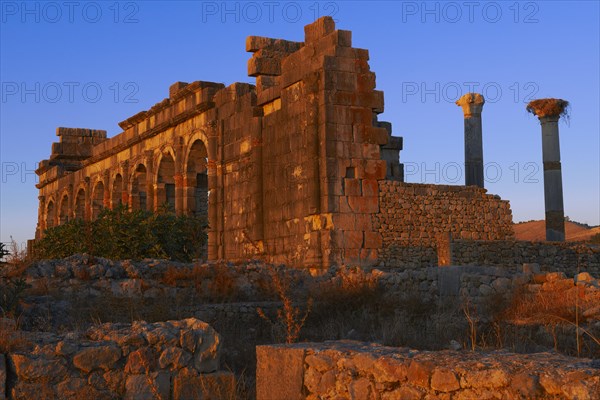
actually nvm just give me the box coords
[4,318,233,399]
[256,341,600,400]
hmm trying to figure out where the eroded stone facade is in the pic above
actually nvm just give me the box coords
[256,341,600,400]
[35,17,513,267]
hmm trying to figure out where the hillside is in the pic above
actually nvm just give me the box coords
[514,220,600,242]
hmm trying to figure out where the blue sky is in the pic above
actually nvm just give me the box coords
[1,0,599,249]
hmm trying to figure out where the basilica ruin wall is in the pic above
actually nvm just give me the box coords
[35,17,514,268]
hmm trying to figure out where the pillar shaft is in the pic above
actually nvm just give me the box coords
[539,115,565,241]
[456,93,485,188]
[464,114,484,187]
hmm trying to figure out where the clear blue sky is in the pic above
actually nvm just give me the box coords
[1,1,599,249]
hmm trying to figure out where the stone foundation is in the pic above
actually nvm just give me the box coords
[256,341,600,400]
[2,318,233,400]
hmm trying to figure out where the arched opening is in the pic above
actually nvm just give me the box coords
[185,140,208,217]
[112,174,123,209]
[59,194,69,224]
[46,200,56,229]
[74,188,85,220]
[92,181,105,220]
[131,164,147,211]
[156,153,176,212]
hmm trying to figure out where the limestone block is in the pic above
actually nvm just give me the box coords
[256,345,306,400]
[73,345,122,373]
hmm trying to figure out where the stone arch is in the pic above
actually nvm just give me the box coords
[74,187,86,220]
[112,173,124,209]
[156,150,176,212]
[46,198,56,229]
[92,180,105,219]
[59,192,70,224]
[183,131,211,165]
[130,163,148,211]
[184,139,209,217]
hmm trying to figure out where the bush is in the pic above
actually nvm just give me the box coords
[33,205,208,262]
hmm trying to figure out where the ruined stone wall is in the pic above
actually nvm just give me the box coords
[375,181,514,267]
[1,318,233,400]
[256,341,600,400]
[34,17,403,268]
[20,256,600,324]
[452,240,600,276]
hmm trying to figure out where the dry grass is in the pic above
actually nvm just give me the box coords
[499,286,600,356]
[257,268,312,344]
[502,286,596,326]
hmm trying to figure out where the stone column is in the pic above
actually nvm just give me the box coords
[36,195,46,238]
[174,173,184,215]
[84,177,91,221]
[103,170,111,208]
[121,160,129,207]
[144,151,154,212]
[456,93,485,188]
[526,98,568,241]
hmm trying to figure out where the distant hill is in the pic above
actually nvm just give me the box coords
[514,220,600,242]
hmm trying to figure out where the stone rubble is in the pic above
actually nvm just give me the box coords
[2,318,232,400]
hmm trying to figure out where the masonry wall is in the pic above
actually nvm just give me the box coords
[256,342,600,400]
[452,240,600,276]
[375,181,514,267]
[34,17,405,268]
[2,318,233,400]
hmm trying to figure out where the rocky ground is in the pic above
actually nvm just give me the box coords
[1,255,599,398]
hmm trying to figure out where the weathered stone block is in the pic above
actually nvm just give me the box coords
[304,17,336,43]
[256,345,306,400]
[173,370,235,400]
[347,195,379,213]
[431,368,460,392]
[73,345,122,373]
[10,354,68,382]
[364,231,382,249]
[344,178,362,196]
[124,372,170,400]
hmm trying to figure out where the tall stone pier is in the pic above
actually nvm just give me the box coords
[526,98,569,242]
[456,93,485,188]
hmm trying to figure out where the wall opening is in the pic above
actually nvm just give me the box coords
[185,140,209,217]
[92,181,105,220]
[74,189,85,220]
[157,153,176,212]
[46,200,55,229]
[59,194,69,224]
[112,174,123,208]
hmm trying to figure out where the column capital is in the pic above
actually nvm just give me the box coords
[456,92,485,117]
[526,98,569,120]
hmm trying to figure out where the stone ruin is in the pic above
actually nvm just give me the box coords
[34,17,516,268]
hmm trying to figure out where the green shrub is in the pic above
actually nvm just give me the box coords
[33,205,207,261]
